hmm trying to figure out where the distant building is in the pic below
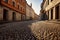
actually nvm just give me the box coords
[34,13,39,20]
[30,8,35,20]
[0,0,26,21]
[40,0,60,20]
[26,3,31,20]
[26,3,38,20]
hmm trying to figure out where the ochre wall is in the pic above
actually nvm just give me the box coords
[1,0,26,14]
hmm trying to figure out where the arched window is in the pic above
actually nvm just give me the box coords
[12,1,15,7]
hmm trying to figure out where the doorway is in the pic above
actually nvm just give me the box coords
[55,5,59,19]
[12,12,16,21]
[21,14,23,21]
[51,8,53,19]
[3,9,8,21]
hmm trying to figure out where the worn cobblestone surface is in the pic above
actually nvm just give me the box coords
[31,21,60,40]
[0,21,60,40]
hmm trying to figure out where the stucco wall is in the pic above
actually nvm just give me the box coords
[26,4,31,20]
[0,6,21,21]
[45,0,60,11]
[0,6,3,21]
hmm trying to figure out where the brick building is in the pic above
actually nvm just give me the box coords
[40,0,60,20]
[0,0,26,21]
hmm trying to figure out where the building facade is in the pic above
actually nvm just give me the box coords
[40,0,60,20]
[40,1,48,20]
[26,3,38,20]
[34,13,39,20]
[30,8,35,20]
[26,3,31,20]
[0,0,26,21]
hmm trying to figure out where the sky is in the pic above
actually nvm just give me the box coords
[26,0,43,15]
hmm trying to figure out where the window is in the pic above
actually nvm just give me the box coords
[51,0,53,1]
[4,0,8,3]
[18,5,19,9]
[21,7,22,11]
[23,9,24,12]
[12,2,15,7]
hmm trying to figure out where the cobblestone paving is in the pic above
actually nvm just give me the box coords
[0,21,60,40]
[31,21,60,40]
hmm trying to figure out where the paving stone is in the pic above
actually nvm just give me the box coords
[0,21,60,40]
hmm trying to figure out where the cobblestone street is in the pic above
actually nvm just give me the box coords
[0,21,60,40]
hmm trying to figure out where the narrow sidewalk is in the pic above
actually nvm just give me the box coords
[45,20,60,24]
